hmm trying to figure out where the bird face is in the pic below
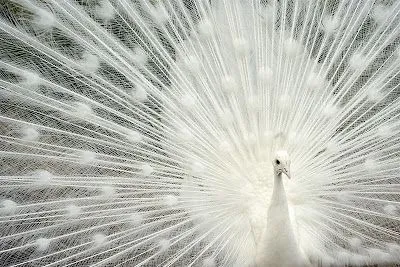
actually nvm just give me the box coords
[272,150,291,179]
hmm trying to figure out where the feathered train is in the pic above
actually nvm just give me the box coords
[0,0,400,266]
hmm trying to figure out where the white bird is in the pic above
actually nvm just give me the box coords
[256,150,309,267]
[0,0,400,266]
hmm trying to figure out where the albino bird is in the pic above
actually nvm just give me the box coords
[256,151,307,266]
[256,150,309,267]
[1,0,400,266]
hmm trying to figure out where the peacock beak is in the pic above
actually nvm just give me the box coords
[283,167,291,179]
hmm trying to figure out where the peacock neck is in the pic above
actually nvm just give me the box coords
[270,172,289,209]
[255,172,306,266]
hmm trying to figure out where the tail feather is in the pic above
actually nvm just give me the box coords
[1,0,400,266]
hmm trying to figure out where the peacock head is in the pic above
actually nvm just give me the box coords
[272,150,291,179]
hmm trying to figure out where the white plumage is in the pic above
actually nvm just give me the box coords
[0,0,400,266]
[256,151,309,267]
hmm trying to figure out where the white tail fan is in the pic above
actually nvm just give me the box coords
[1,0,400,266]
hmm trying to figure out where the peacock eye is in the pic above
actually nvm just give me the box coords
[275,160,280,165]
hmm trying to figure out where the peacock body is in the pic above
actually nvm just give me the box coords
[0,0,400,266]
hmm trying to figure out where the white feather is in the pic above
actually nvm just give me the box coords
[0,0,400,266]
